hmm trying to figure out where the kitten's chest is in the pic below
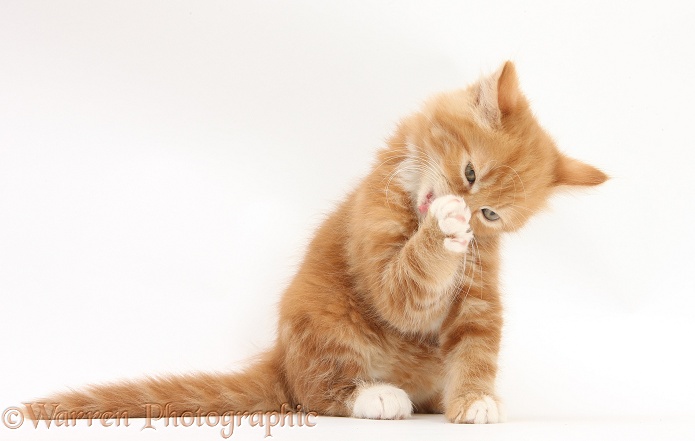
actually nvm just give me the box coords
[361,327,445,405]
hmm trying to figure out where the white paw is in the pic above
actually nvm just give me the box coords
[464,395,502,423]
[351,384,412,420]
[429,195,473,253]
[447,394,504,424]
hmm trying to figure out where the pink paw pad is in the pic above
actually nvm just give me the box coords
[429,194,473,254]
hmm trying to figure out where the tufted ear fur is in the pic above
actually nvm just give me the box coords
[497,61,520,116]
[474,61,522,128]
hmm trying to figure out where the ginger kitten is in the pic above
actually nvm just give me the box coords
[29,61,607,424]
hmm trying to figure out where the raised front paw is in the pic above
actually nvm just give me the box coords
[429,195,473,253]
[445,393,504,424]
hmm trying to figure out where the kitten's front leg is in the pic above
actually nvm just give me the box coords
[353,193,475,333]
[431,195,503,422]
[440,293,504,424]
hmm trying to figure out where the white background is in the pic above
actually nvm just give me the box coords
[1,1,694,440]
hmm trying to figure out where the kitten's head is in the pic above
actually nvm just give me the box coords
[397,61,607,237]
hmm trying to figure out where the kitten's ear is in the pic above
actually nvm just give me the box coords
[475,61,522,127]
[497,61,521,115]
[554,154,609,187]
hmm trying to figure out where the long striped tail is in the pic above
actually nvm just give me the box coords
[24,350,287,420]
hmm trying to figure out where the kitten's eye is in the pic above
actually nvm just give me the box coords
[464,162,476,184]
[482,208,500,221]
